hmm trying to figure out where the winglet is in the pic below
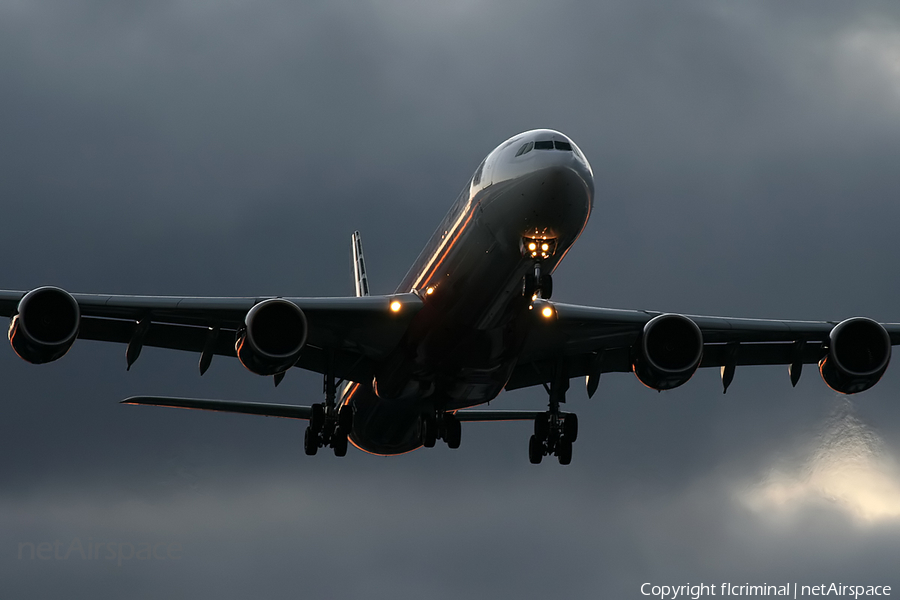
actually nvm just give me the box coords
[351,231,369,297]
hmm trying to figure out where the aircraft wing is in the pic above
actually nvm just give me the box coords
[506,300,900,393]
[0,290,423,382]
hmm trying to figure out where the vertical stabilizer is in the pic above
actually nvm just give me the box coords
[351,231,369,297]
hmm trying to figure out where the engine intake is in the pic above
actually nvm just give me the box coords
[633,313,703,391]
[8,286,80,364]
[235,299,308,376]
[819,317,891,394]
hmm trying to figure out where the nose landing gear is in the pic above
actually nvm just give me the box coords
[523,262,553,300]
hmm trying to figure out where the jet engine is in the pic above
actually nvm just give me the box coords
[8,286,80,364]
[633,313,704,391]
[235,299,308,376]
[819,317,891,394]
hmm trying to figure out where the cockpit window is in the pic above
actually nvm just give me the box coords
[472,159,485,185]
[554,141,572,151]
[533,140,554,150]
[515,141,534,157]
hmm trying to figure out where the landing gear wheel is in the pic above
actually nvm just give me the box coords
[303,427,318,456]
[523,273,538,298]
[310,404,326,432]
[557,439,572,465]
[338,405,354,434]
[563,413,578,442]
[528,434,544,464]
[540,274,553,300]
[534,413,550,441]
[422,417,437,448]
[332,433,348,457]
[444,417,461,449]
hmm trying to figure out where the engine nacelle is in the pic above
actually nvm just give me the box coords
[8,286,80,364]
[633,313,703,391]
[235,299,308,376]
[819,317,891,394]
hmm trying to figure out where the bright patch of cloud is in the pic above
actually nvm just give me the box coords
[836,24,900,102]
[741,400,900,524]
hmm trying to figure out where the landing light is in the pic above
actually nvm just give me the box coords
[390,301,402,312]
[522,237,557,260]
[426,287,434,295]
[541,306,554,318]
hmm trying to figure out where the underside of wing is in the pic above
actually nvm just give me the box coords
[509,300,900,396]
[0,287,423,382]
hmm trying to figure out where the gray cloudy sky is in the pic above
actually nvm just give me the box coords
[3,1,900,598]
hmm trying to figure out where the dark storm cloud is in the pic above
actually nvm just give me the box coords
[3,0,900,598]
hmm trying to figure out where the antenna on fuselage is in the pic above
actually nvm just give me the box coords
[351,231,369,297]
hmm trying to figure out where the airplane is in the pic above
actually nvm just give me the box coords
[2,129,897,465]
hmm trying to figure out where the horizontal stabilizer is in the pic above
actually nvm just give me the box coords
[453,410,545,422]
[122,396,312,420]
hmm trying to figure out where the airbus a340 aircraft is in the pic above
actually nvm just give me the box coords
[2,130,897,464]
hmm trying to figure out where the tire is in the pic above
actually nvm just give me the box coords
[332,434,348,457]
[557,439,572,465]
[422,417,437,448]
[523,274,538,299]
[310,404,326,432]
[303,427,318,456]
[534,413,549,441]
[563,413,578,442]
[445,417,461,449]
[540,274,553,300]
[528,434,543,464]
[338,405,354,434]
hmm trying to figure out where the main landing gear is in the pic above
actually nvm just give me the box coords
[420,411,462,449]
[304,361,354,457]
[304,403,354,457]
[528,360,578,465]
[528,411,578,465]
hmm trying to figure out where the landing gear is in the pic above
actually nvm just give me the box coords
[303,363,354,457]
[528,360,577,465]
[523,262,553,300]
[529,411,578,465]
[304,403,354,456]
[420,412,462,449]
[444,417,461,449]
[528,434,543,464]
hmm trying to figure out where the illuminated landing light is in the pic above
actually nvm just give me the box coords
[541,306,554,318]
[426,287,434,295]
[522,236,557,260]
[390,301,402,312]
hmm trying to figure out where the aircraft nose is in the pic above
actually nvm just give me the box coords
[479,160,594,248]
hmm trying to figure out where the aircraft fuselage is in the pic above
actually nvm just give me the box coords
[346,130,595,455]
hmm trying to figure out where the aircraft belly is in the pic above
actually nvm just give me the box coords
[347,384,425,455]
